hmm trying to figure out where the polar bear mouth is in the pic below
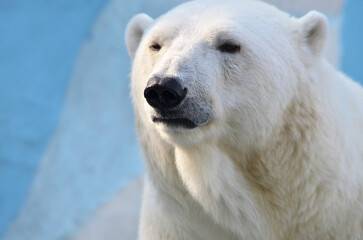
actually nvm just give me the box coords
[152,117,197,129]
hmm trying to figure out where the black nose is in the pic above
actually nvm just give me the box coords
[144,77,187,109]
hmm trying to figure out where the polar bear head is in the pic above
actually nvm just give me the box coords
[126,0,327,147]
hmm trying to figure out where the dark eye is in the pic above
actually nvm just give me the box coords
[218,43,240,53]
[150,43,161,51]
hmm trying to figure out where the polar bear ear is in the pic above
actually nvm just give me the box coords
[299,11,328,58]
[125,13,153,59]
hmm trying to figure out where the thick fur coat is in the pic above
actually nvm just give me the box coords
[125,0,363,239]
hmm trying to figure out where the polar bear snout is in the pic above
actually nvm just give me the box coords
[144,76,187,110]
[144,75,214,130]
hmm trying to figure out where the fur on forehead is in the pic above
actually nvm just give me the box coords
[151,0,293,31]
[145,0,296,48]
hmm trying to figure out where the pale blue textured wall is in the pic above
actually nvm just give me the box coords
[341,0,363,84]
[0,0,110,237]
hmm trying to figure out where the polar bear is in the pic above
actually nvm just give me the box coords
[125,0,363,239]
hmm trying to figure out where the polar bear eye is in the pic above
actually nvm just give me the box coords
[150,43,162,51]
[218,43,240,53]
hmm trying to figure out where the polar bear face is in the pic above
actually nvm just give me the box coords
[126,0,327,147]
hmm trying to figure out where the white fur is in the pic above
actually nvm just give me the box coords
[126,0,363,239]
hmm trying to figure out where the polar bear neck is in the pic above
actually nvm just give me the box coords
[169,90,342,238]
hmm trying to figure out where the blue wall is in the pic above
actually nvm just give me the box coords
[0,0,110,237]
[341,0,363,84]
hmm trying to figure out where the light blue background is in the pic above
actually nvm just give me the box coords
[341,0,363,82]
[0,0,361,239]
[0,0,110,237]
